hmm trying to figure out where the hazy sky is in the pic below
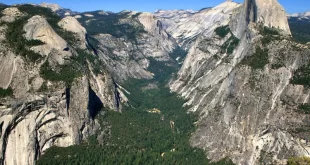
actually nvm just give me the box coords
[1,0,309,14]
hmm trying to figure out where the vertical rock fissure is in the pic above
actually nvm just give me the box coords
[0,121,3,138]
[34,136,40,161]
[65,88,70,116]
[79,122,86,142]
[157,20,163,35]
[113,81,121,111]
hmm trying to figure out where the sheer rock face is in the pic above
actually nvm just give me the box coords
[255,0,291,34]
[0,9,119,165]
[170,0,309,164]
[58,16,87,49]
[155,1,241,49]
[95,33,155,81]
[88,65,119,110]
[137,12,176,60]
[0,51,16,89]
[231,0,291,38]
[1,77,101,165]
[94,12,177,81]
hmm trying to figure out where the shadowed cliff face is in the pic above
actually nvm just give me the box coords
[65,88,70,115]
[88,86,103,120]
[246,0,257,24]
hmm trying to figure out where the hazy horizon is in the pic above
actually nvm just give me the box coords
[1,0,309,14]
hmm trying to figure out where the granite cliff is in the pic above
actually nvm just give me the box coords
[170,0,310,164]
[0,5,120,165]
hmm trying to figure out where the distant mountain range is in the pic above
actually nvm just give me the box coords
[288,11,310,18]
[288,11,310,23]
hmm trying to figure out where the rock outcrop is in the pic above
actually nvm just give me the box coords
[58,16,87,49]
[0,7,23,23]
[24,15,71,65]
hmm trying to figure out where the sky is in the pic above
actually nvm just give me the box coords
[1,0,309,14]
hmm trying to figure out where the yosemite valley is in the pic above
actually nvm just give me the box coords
[0,0,310,164]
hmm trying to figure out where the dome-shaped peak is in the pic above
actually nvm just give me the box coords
[249,0,291,35]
